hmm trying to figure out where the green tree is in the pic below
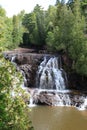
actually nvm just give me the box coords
[0,6,6,16]
[22,4,46,47]
[33,4,46,46]
[0,6,7,46]
[22,12,36,45]
[45,5,56,32]
[22,12,35,34]
[0,6,13,49]
[68,0,85,60]
[0,50,33,130]
[4,18,13,48]
[12,14,24,48]
[80,0,87,33]
[66,0,87,76]
[46,0,87,76]
[46,2,74,52]
[55,0,60,6]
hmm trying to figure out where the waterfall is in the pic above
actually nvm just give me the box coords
[11,55,16,66]
[28,91,35,107]
[36,57,67,90]
[10,54,87,110]
[79,98,87,110]
[34,56,87,110]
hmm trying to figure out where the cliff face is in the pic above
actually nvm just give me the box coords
[61,53,87,91]
[3,48,87,91]
[3,48,52,88]
[3,48,87,109]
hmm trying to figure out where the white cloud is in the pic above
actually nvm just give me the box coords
[0,0,56,17]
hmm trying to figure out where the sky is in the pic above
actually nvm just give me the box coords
[0,0,56,17]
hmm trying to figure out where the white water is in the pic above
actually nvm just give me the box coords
[28,96,36,107]
[11,55,16,66]
[36,57,66,90]
[28,89,37,107]
[35,56,87,110]
[79,98,87,111]
[11,55,87,110]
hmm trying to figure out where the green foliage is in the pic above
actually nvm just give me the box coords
[46,3,74,51]
[0,6,6,17]
[46,0,87,76]
[0,6,24,49]
[0,7,13,49]
[72,37,87,76]
[34,4,46,45]
[12,14,24,48]
[0,50,33,130]
[0,1,87,77]
[22,4,46,46]
[75,53,87,75]
[45,5,56,32]
[55,0,60,6]
[0,7,7,47]
[46,31,55,50]
[4,18,13,48]
[67,0,87,76]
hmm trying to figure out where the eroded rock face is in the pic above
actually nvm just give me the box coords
[31,89,87,109]
[3,49,51,87]
[3,49,87,109]
[3,48,87,91]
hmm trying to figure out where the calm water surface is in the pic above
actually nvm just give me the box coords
[30,106,87,130]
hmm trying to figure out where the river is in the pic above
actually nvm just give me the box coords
[7,51,87,129]
[30,106,87,130]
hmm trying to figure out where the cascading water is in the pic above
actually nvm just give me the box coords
[33,56,87,110]
[10,54,87,110]
[36,57,66,90]
[11,55,16,66]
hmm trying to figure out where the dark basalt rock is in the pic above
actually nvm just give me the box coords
[3,48,87,109]
[3,48,87,91]
[3,49,51,88]
[61,52,87,91]
[32,89,86,108]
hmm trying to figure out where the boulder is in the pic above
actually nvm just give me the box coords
[31,89,87,109]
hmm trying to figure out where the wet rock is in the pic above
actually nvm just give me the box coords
[3,49,51,88]
[32,90,87,109]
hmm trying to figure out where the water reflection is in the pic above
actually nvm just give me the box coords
[30,106,87,130]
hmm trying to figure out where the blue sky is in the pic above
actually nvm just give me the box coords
[0,0,56,17]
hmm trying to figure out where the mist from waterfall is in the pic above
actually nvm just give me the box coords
[36,57,67,90]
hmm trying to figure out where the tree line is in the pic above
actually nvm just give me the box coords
[0,0,87,76]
